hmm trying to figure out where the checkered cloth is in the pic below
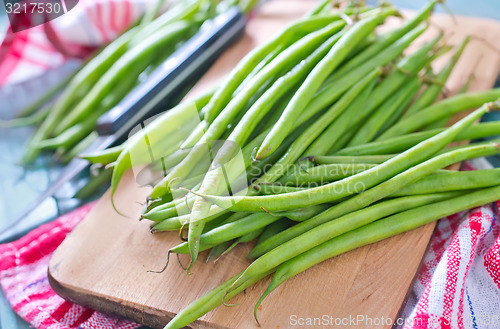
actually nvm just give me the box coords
[0,0,154,85]
[0,202,141,329]
[402,159,500,329]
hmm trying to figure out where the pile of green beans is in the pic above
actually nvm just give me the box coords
[19,0,253,164]
[79,1,500,328]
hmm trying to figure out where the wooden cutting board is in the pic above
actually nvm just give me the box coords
[48,2,500,328]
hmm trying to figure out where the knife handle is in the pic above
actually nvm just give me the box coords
[96,7,246,136]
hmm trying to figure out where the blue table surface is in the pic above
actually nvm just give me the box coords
[0,1,500,329]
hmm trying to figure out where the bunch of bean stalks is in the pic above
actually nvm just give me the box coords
[19,0,254,164]
[82,0,500,327]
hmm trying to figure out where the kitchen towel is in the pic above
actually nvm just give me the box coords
[0,202,141,329]
[0,0,155,85]
[402,158,500,329]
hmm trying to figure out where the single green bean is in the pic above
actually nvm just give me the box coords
[392,168,500,196]
[337,121,500,156]
[303,77,377,156]
[200,106,490,212]
[80,145,125,165]
[378,90,500,140]
[332,0,437,78]
[249,69,381,188]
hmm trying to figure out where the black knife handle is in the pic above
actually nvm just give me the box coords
[97,7,246,136]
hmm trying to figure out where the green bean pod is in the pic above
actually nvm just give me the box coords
[170,212,281,254]
[403,36,470,118]
[337,121,500,156]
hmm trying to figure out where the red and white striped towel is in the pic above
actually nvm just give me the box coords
[402,159,500,329]
[0,202,141,329]
[0,0,154,85]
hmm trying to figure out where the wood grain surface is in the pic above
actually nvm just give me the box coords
[48,1,500,328]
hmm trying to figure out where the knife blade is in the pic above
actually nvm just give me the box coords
[0,8,246,243]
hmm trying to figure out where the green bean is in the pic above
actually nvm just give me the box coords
[257,186,500,316]
[350,77,421,145]
[378,90,500,140]
[393,168,500,196]
[307,155,394,164]
[303,77,377,156]
[337,121,500,156]
[22,28,137,163]
[200,105,491,213]
[246,141,500,259]
[80,145,125,165]
[403,37,470,118]
[256,8,395,160]
[0,106,50,127]
[55,21,196,134]
[232,136,499,290]
[170,212,281,254]
[332,0,437,78]
[151,205,221,232]
[203,14,349,123]
[280,163,378,185]
[376,76,421,135]
[278,204,330,222]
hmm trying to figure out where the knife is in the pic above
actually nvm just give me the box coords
[0,8,246,243]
